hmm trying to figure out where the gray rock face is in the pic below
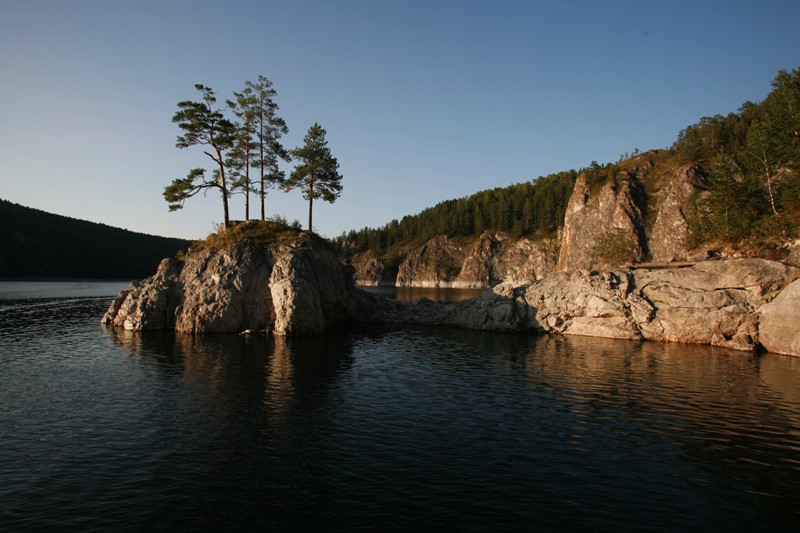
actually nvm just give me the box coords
[557,171,646,271]
[356,259,800,354]
[102,235,353,335]
[557,151,705,271]
[456,233,558,288]
[105,239,800,356]
[396,235,468,287]
[759,279,800,356]
[634,259,797,350]
[393,232,557,289]
[350,252,393,286]
[648,165,705,262]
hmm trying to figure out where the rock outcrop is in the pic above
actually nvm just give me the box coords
[395,235,468,287]
[354,259,800,354]
[393,232,558,288]
[103,233,354,335]
[758,279,800,356]
[455,233,558,287]
[352,255,386,286]
[557,151,706,271]
[105,233,800,355]
[558,168,647,271]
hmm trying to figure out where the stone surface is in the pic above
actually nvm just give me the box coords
[355,259,800,354]
[456,232,558,288]
[395,235,468,287]
[350,252,392,286]
[759,279,800,356]
[104,231,800,356]
[103,234,353,335]
[648,165,705,262]
[633,259,798,350]
[556,170,646,271]
[557,151,705,271]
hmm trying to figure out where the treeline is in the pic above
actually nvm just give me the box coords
[0,199,191,279]
[334,170,577,257]
[673,68,800,248]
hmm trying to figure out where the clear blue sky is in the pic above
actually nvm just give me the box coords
[2,0,799,240]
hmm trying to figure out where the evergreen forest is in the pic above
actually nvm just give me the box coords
[673,68,800,251]
[334,169,578,257]
[0,199,191,279]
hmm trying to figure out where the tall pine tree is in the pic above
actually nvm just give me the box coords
[165,84,236,228]
[285,123,343,232]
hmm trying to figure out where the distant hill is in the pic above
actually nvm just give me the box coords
[0,199,192,279]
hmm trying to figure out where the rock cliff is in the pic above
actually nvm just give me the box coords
[392,232,558,288]
[104,231,800,355]
[455,232,558,287]
[349,251,396,286]
[557,151,705,271]
[103,230,354,335]
[395,235,468,287]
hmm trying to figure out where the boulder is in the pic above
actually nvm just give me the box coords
[355,259,800,354]
[634,259,798,350]
[759,279,800,356]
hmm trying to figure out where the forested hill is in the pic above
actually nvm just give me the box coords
[334,169,578,257]
[0,199,192,279]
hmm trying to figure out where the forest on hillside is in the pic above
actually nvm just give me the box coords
[334,169,578,257]
[335,68,800,262]
[673,68,800,252]
[0,200,191,279]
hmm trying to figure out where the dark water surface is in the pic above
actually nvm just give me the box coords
[2,284,800,531]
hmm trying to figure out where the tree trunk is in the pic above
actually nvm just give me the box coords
[216,148,230,229]
[220,168,230,228]
[308,195,313,233]
[260,177,266,221]
[244,167,251,221]
[761,146,779,215]
[259,112,266,221]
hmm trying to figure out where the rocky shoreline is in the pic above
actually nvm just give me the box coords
[102,235,800,357]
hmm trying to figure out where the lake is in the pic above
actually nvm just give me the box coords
[1,282,800,531]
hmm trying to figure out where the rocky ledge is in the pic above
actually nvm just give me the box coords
[352,258,800,356]
[103,233,800,356]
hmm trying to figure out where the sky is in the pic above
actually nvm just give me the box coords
[2,0,799,241]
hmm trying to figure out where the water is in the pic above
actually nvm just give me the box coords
[2,283,800,531]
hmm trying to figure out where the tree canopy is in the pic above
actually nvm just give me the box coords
[285,123,343,232]
[675,68,800,252]
[164,77,288,228]
[165,84,236,227]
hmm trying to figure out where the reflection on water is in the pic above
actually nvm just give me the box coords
[2,291,800,530]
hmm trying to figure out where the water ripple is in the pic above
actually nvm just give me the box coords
[1,299,800,530]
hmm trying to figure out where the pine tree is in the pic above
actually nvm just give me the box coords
[165,84,236,227]
[227,89,258,220]
[247,75,289,220]
[285,123,343,232]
